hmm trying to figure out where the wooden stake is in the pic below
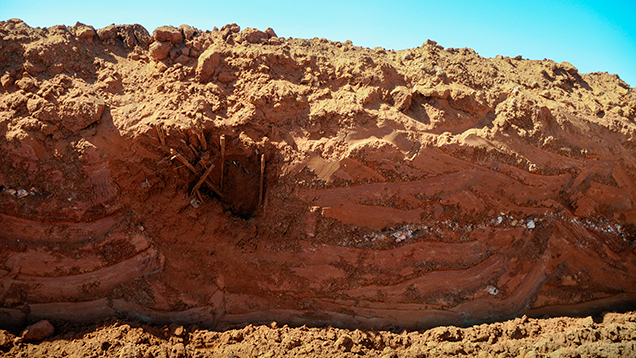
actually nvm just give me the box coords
[180,139,196,159]
[259,154,265,208]
[220,135,226,192]
[192,115,207,151]
[170,148,224,198]
[170,148,197,173]
[191,163,215,196]
[156,123,166,146]
[189,143,198,156]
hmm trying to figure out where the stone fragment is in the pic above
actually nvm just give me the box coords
[15,76,35,91]
[96,24,151,48]
[118,26,139,49]
[153,26,183,44]
[174,326,185,337]
[241,28,268,44]
[220,23,240,33]
[560,61,578,75]
[59,95,106,133]
[74,22,96,39]
[264,27,277,38]
[391,86,412,111]
[195,48,221,82]
[97,24,119,41]
[179,24,196,40]
[335,334,354,351]
[1,73,14,89]
[175,54,190,65]
[149,41,171,61]
[28,97,60,124]
[217,71,236,82]
[16,189,28,198]
[133,25,152,47]
[20,320,54,342]
[0,330,14,350]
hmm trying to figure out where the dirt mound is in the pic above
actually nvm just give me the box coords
[1,17,636,339]
[2,312,636,357]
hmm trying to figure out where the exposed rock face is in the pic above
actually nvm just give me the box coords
[0,19,635,333]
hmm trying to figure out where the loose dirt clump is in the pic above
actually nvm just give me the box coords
[1,17,636,356]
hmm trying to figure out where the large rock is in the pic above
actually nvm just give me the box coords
[96,24,151,48]
[21,320,54,342]
[264,27,277,38]
[73,22,96,39]
[179,24,196,40]
[391,86,413,111]
[27,97,60,124]
[59,95,106,133]
[195,48,221,82]
[220,23,240,33]
[120,25,151,48]
[149,41,171,61]
[153,26,183,44]
[96,24,118,41]
[241,28,268,44]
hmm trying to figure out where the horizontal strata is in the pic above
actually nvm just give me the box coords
[0,18,635,330]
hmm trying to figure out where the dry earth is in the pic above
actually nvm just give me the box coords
[1,312,636,357]
[1,18,636,357]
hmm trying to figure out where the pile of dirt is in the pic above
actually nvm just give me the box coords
[1,312,636,357]
[1,17,636,346]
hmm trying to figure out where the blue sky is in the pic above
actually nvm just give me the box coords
[2,0,634,86]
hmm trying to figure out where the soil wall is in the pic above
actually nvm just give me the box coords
[1,19,636,332]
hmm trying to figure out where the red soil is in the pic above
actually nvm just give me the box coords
[1,18,636,356]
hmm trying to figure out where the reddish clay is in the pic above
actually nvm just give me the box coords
[0,19,636,355]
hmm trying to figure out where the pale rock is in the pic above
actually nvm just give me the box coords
[1,73,14,89]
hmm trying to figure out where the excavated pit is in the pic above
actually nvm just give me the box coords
[1,18,636,342]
